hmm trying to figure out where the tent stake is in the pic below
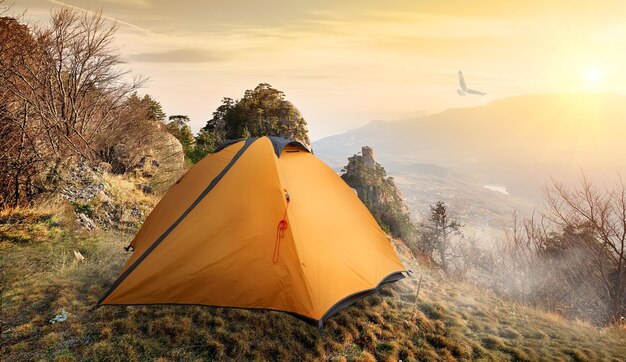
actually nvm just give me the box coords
[410,275,423,322]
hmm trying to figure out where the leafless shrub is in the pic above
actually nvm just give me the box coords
[466,175,626,325]
[0,8,153,207]
[544,174,626,323]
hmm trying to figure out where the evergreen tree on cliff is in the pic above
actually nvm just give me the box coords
[341,146,416,243]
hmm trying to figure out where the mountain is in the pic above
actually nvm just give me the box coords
[314,93,626,230]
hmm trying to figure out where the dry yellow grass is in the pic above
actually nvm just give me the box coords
[101,173,157,207]
[1,208,625,361]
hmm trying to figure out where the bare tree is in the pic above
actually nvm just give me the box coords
[490,214,605,319]
[1,14,45,206]
[466,175,626,324]
[17,8,143,157]
[545,174,626,323]
[0,7,145,206]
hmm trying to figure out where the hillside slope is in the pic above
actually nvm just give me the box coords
[2,209,625,361]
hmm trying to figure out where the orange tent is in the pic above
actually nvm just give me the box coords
[97,136,406,328]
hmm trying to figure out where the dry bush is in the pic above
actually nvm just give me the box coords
[466,174,626,325]
[0,8,150,207]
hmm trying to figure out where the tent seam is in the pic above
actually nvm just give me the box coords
[269,140,317,316]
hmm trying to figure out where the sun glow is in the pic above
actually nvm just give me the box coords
[583,66,604,88]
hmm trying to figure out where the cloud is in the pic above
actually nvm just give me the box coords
[99,0,152,8]
[129,48,224,63]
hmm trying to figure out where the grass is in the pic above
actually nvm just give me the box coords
[1,207,625,361]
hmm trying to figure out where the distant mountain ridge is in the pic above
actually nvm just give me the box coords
[316,93,626,165]
[314,93,626,229]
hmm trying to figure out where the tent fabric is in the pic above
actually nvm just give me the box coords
[97,136,406,326]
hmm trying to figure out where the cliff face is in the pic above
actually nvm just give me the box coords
[341,146,415,241]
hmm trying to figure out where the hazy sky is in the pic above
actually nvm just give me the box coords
[12,0,626,140]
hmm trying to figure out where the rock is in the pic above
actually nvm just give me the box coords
[146,122,186,189]
[341,146,415,240]
[76,213,96,230]
[49,310,68,324]
[129,207,143,218]
[51,158,157,232]
[97,162,112,173]
[141,184,153,194]
[361,146,376,166]
[73,250,85,263]
[59,162,106,204]
[135,156,148,169]
[96,119,184,178]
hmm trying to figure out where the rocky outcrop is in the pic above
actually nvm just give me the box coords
[59,163,107,202]
[341,146,415,241]
[57,162,157,232]
[361,146,376,166]
[77,212,96,230]
[55,119,185,232]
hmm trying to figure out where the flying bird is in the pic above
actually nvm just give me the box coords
[457,71,486,96]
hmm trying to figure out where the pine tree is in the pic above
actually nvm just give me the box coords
[201,83,310,148]
[166,115,195,161]
[423,201,461,273]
